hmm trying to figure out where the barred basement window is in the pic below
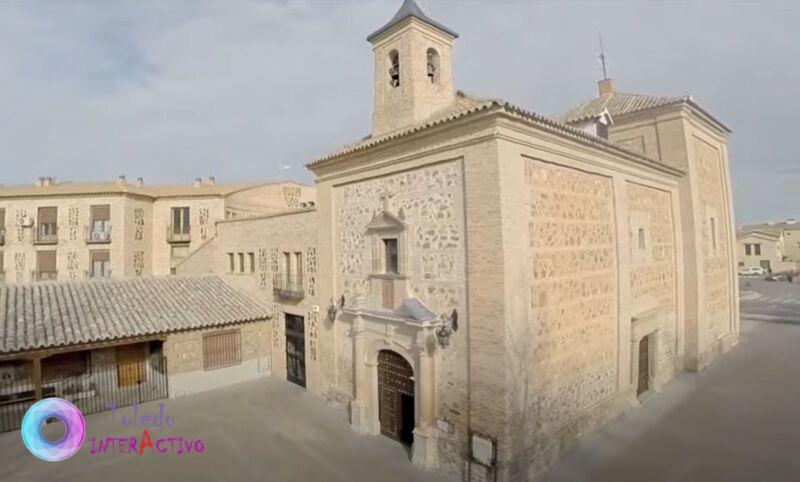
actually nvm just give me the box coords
[203,329,242,371]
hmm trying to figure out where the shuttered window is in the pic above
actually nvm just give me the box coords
[37,250,56,273]
[90,205,110,221]
[203,329,242,371]
[38,207,57,224]
[0,208,5,228]
[90,250,110,278]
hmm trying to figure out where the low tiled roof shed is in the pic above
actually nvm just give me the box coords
[0,275,270,356]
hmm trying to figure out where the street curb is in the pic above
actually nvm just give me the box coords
[742,313,800,325]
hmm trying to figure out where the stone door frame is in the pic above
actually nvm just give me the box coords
[345,309,439,468]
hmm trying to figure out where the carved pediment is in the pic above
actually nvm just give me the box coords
[365,210,406,232]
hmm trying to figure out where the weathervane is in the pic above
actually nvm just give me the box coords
[598,35,609,80]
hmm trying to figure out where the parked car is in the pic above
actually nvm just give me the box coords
[766,270,799,282]
[738,266,765,276]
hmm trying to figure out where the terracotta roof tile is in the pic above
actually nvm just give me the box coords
[0,275,270,355]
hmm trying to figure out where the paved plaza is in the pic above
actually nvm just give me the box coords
[2,317,797,482]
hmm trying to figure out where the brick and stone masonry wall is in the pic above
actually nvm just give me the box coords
[333,160,468,471]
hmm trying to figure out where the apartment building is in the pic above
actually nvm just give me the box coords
[0,176,314,284]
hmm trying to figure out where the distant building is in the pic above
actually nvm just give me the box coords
[0,177,314,283]
[737,219,800,272]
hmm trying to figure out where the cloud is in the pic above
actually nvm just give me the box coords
[0,0,797,225]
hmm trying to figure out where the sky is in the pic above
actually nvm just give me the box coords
[0,0,798,225]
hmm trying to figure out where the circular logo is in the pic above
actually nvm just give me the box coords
[21,398,85,462]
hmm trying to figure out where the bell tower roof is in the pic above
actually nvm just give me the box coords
[367,0,459,43]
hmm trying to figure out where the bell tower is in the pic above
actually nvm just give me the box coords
[367,0,458,137]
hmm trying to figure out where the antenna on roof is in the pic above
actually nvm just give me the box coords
[598,35,609,80]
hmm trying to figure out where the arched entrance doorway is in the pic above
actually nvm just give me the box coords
[377,350,415,446]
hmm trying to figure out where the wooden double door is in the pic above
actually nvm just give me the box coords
[377,350,415,446]
[285,314,306,388]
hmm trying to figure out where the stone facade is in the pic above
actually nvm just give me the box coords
[176,209,321,391]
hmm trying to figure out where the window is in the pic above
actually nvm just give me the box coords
[294,252,303,283]
[36,250,57,280]
[284,251,292,279]
[754,243,762,256]
[248,252,255,273]
[637,228,646,250]
[171,207,190,235]
[238,253,245,273]
[426,48,440,84]
[228,253,235,273]
[90,250,110,278]
[42,351,91,381]
[0,208,5,242]
[37,206,58,242]
[389,50,400,87]
[384,238,399,274]
[90,205,111,240]
[597,121,609,140]
[745,244,752,256]
[203,329,242,371]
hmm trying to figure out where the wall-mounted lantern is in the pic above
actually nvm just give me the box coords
[435,309,458,348]
[327,295,346,323]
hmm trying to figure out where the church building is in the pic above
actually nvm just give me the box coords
[179,1,739,480]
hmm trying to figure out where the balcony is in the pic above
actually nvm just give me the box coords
[32,270,58,282]
[273,273,305,301]
[0,228,5,246]
[166,225,191,244]
[33,226,58,245]
[85,269,112,279]
[85,225,112,244]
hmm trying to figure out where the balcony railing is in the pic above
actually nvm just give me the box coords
[85,269,112,279]
[273,273,305,301]
[85,224,112,244]
[166,225,191,244]
[31,270,58,282]
[33,226,58,245]
[0,228,5,246]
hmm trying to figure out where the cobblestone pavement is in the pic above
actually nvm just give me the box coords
[0,378,457,482]
[540,319,800,482]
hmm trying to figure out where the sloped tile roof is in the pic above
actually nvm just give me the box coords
[0,275,270,355]
[367,0,458,42]
[308,93,684,177]
[559,91,689,124]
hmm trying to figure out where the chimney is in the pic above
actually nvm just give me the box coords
[598,78,615,96]
[42,177,54,187]
[194,177,202,188]
[207,176,216,186]
[36,177,45,187]
[117,175,127,186]
[136,177,144,187]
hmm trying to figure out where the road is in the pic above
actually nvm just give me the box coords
[739,277,800,322]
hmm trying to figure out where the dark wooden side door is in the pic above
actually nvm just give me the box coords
[377,350,414,445]
[285,314,306,388]
[637,336,650,396]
